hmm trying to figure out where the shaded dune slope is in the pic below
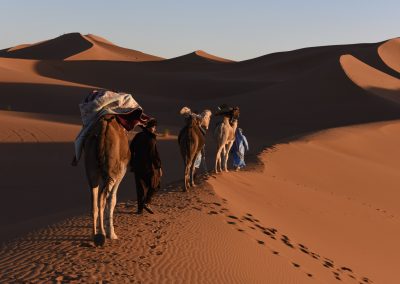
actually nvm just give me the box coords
[0,36,399,145]
[0,33,93,60]
[66,34,164,62]
[24,38,400,149]
[0,33,163,62]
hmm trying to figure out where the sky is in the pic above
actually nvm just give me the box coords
[1,0,399,61]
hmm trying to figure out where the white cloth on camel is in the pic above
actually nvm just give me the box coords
[74,90,142,161]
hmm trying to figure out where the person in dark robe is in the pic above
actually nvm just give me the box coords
[130,118,162,214]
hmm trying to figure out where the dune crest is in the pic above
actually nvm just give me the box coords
[66,34,164,62]
[378,38,400,73]
[0,33,164,62]
[0,33,92,60]
[168,50,234,63]
[340,54,400,104]
[194,50,235,62]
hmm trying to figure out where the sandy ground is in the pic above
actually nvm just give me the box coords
[209,120,400,284]
[0,34,399,282]
[2,120,399,283]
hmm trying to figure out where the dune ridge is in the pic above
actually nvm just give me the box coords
[377,38,400,73]
[340,54,400,103]
[167,49,234,63]
[66,34,164,62]
[0,33,164,62]
[1,34,400,282]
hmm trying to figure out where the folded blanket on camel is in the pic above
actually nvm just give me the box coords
[74,89,149,162]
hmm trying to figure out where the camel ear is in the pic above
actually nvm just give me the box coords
[180,107,191,115]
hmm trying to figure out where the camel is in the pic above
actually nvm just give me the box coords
[178,107,212,191]
[84,114,130,246]
[214,106,240,173]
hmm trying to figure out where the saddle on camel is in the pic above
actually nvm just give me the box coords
[74,89,149,246]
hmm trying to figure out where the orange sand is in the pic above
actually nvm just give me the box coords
[0,33,399,282]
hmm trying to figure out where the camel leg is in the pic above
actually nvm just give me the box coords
[91,186,99,236]
[221,145,227,171]
[99,177,115,237]
[224,141,234,172]
[184,161,190,191]
[106,177,122,240]
[189,159,196,187]
[215,145,224,174]
[98,189,107,237]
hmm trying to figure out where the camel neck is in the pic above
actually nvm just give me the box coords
[231,119,238,132]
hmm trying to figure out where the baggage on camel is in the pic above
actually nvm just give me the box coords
[73,89,149,165]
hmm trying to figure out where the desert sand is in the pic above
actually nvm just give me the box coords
[0,33,399,283]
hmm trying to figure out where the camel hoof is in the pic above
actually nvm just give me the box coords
[109,232,118,240]
[93,233,106,247]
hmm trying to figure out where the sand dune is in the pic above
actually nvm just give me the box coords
[209,120,400,284]
[340,54,400,104]
[378,37,400,73]
[167,50,234,63]
[66,34,164,62]
[0,33,92,60]
[0,57,94,87]
[0,111,80,142]
[0,33,164,62]
[1,34,400,282]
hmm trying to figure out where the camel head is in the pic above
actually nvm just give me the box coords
[180,106,191,116]
[230,106,240,124]
[200,109,212,130]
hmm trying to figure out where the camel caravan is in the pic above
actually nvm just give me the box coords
[73,90,241,246]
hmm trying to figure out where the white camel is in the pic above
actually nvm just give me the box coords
[214,106,240,173]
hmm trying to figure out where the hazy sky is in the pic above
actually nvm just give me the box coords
[1,0,399,60]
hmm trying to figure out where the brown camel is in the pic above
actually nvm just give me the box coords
[178,107,212,191]
[214,106,240,173]
[84,114,130,245]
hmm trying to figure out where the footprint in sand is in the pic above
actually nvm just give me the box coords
[333,271,341,280]
[340,266,352,273]
[255,224,266,230]
[323,259,334,269]
[243,216,254,222]
[292,262,300,268]
[298,243,310,254]
[263,229,277,240]
[281,235,294,248]
[362,277,372,283]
